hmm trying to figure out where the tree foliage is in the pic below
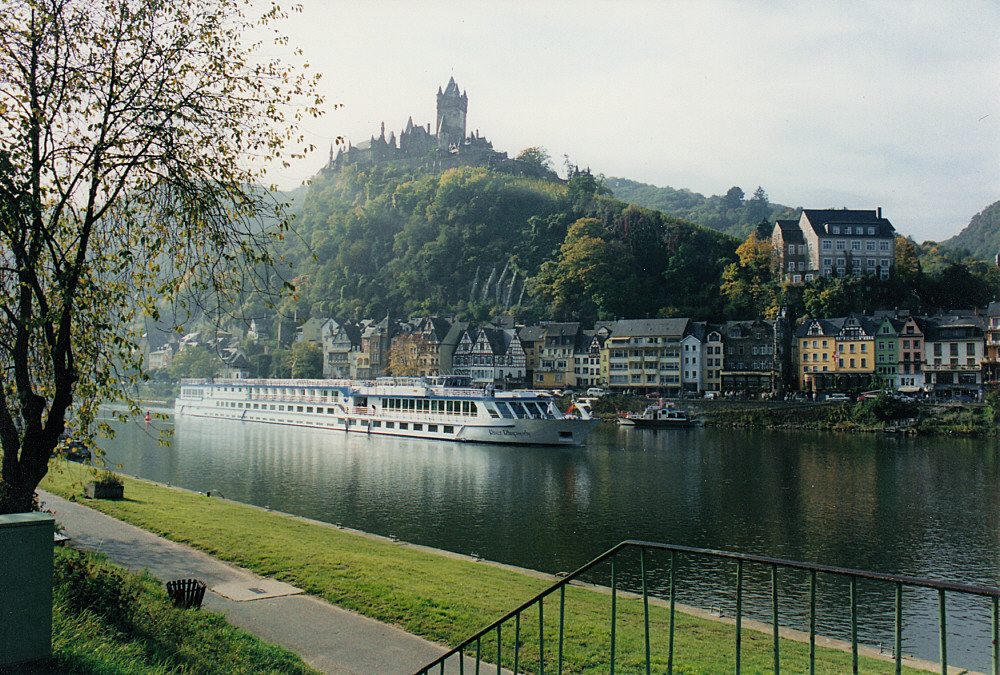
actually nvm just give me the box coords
[281,165,737,324]
[0,0,321,513]
[605,178,798,238]
[720,233,780,318]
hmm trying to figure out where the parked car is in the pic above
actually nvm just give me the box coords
[586,387,608,397]
[825,393,852,402]
[858,390,883,401]
[703,391,718,400]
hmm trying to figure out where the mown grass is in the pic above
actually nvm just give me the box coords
[23,546,319,675]
[42,462,931,674]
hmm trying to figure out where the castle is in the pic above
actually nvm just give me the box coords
[325,78,514,173]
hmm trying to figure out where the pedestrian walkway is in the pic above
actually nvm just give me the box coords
[38,490,490,675]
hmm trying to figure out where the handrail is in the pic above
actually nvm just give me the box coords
[415,540,1000,675]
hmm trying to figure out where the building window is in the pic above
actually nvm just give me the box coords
[822,241,832,250]
[880,241,890,251]
[836,240,846,250]
[852,241,861,251]
[867,241,876,251]
[868,227,876,235]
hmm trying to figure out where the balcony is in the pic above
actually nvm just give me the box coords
[921,363,982,373]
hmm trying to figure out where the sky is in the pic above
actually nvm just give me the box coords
[259,0,1000,243]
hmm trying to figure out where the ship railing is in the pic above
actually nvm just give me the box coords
[371,410,478,420]
[425,387,485,398]
[414,540,1000,675]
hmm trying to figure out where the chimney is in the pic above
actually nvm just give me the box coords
[877,207,882,219]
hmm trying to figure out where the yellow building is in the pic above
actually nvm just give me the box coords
[797,314,877,393]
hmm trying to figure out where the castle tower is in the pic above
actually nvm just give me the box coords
[435,77,468,149]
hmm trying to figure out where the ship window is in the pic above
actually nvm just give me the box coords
[497,403,514,418]
[327,407,336,414]
[443,425,454,434]
[532,402,548,417]
[428,424,438,432]
[484,403,500,418]
[413,423,423,431]
[270,405,276,411]
[296,406,303,413]
[385,421,394,429]
[372,421,381,428]
[306,406,313,413]
[399,422,408,430]
[278,405,284,411]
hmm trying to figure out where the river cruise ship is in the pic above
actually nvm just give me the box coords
[174,376,599,445]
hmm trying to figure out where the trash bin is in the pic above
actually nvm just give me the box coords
[165,578,206,609]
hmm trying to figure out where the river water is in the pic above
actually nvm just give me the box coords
[97,415,999,671]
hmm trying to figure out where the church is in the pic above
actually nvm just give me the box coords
[326,77,509,173]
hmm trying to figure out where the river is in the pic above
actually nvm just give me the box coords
[97,415,1000,671]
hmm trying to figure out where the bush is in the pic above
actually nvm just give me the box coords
[92,470,124,487]
[851,394,918,424]
[54,548,139,630]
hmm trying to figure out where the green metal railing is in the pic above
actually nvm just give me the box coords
[415,540,1000,675]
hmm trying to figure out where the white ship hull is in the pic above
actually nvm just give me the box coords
[174,377,599,446]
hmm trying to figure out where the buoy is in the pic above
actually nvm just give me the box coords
[144,412,151,422]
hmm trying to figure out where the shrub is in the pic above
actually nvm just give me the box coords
[53,548,139,630]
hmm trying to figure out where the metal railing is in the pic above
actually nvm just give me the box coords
[415,540,1000,675]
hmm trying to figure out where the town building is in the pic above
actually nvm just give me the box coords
[719,319,782,394]
[922,312,985,399]
[605,319,688,394]
[772,209,896,283]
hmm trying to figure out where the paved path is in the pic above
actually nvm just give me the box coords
[38,490,489,675]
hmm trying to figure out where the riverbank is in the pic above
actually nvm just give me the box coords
[41,463,941,674]
[589,394,1000,437]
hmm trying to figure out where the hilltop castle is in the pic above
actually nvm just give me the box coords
[326,78,521,174]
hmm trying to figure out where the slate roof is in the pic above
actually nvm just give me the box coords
[800,209,895,238]
[773,219,804,243]
[610,318,689,337]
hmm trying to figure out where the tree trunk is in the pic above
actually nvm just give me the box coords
[0,468,43,514]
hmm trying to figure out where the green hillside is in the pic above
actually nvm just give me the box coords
[605,178,798,237]
[270,165,739,323]
[944,200,1000,261]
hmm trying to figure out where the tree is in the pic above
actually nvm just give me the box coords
[0,0,322,513]
[531,218,628,321]
[516,146,553,171]
[723,186,745,210]
[387,334,432,377]
[720,232,779,317]
[289,343,323,379]
[167,346,220,380]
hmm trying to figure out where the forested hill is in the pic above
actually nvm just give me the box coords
[944,200,1000,261]
[272,165,739,323]
[606,178,798,238]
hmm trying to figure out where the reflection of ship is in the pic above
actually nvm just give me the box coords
[175,376,599,446]
[618,400,697,428]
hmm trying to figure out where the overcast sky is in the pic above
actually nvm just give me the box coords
[262,0,1000,243]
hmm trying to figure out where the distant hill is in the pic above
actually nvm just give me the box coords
[264,165,739,323]
[943,200,1000,261]
[605,178,798,238]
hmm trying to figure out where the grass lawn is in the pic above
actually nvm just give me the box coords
[14,546,320,675]
[42,462,934,674]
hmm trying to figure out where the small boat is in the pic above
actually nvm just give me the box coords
[618,400,697,428]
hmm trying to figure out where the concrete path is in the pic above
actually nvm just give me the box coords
[38,490,493,675]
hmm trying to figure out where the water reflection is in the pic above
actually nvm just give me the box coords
[98,415,1000,670]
